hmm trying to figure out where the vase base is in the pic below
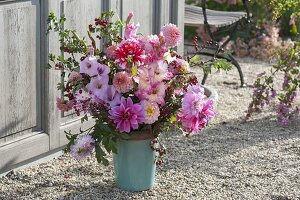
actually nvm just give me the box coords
[116,183,155,192]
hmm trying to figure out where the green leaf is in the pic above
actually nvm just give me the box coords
[49,54,56,62]
[45,63,52,69]
[102,157,109,166]
[212,59,232,71]
[189,55,202,65]
[57,82,65,90]
[118,133,130,140]
[110,141,118,154]
[95,145,109,166]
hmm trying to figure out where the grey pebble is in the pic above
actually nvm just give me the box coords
[0,58,300,199]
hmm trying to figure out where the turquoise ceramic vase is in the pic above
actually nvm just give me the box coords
[113,130,156,191]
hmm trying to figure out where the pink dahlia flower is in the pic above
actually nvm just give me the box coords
[70,134,95,160]
[161,23,181,48]
[106,44,118,59]
[177,85,215,134]
[178,99,215,134]
[141,100,160,124]
[113,71,133,93]
[115,40,145,69]
[108,97,144,133]
[187,84,205,95]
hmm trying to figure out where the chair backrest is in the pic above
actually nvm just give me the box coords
[201,0,251,22]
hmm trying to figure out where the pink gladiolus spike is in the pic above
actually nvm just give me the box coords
[126,12,134,24]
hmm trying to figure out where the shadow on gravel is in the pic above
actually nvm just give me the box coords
[2,115,299,199]
[56,179,155,200]
[160,115,300,172]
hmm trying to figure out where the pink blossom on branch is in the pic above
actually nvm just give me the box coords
[68,71,82,82]
[56,97,74,112]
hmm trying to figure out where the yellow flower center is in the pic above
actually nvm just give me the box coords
[146,106,155,116]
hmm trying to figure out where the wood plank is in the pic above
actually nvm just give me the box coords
[121,0,154,35]
[152,0,170,34]
[0,132,49,173]
[46,0,64,149]
[176,0,185,54]
[159,0,170,27]
[170,0,184,54]
[0,1,39,143]
[0,6,5,143]
[63,0,102,40]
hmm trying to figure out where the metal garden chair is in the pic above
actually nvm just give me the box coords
[185,0,251,87]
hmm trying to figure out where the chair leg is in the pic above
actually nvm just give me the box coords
[227,54,246,87]
[195,51,246,87]
[201,72,208,85]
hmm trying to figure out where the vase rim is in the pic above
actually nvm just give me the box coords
[121,129,156,140]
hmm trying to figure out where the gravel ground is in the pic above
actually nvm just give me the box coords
[1,57,300,200]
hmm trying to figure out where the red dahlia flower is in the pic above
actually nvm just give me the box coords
[115,40,145,69]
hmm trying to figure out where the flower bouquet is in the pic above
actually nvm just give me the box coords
[47,11,216,191]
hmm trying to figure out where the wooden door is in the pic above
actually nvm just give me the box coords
[0,0,48,172]
[0,0,184,173]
